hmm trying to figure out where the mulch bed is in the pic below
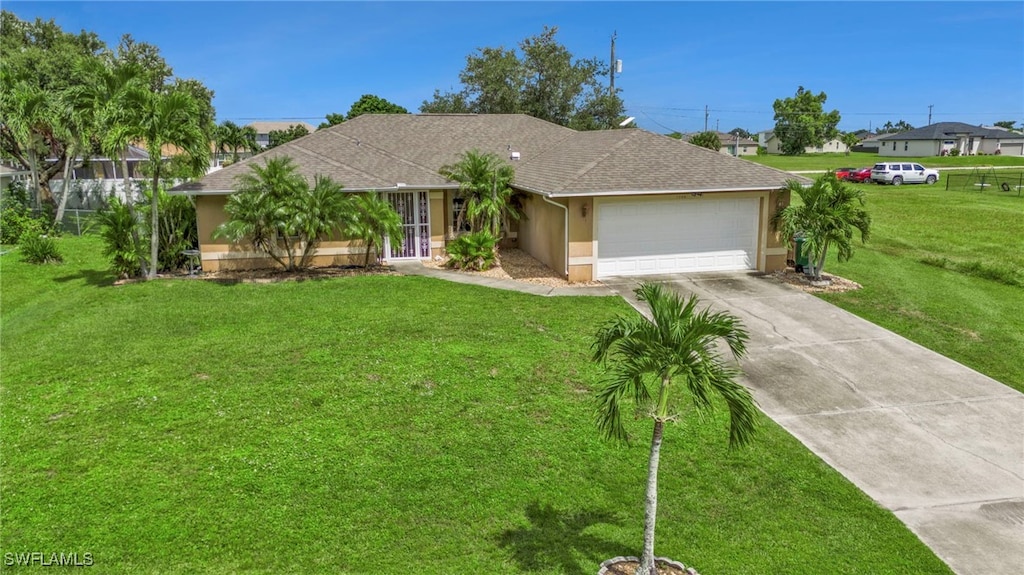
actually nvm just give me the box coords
[767,267,862,294]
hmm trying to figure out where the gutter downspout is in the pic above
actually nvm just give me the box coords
[541,195,569,278]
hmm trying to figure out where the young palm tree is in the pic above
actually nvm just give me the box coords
[345,191,405,267]
[0,76,55,209]
[112,85,209,279]
[593,282,758,575]
[439,149,518,236]
[773,174,871,281]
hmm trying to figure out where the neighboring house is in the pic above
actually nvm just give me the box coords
[851,131,882,153]
[759,131,850,154]
[47,145,151,209]
[247,121,317,149]
[1,164,31,192]
[686,131,759,156]
[174,114,805,282]
[876,122,1024,156]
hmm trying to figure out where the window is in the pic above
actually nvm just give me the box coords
[913,164,924,171]
[451,196,471,233]
[904,142,909,151]
[901,164,913,170]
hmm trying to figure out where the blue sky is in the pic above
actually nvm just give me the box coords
[7,1,1023,134]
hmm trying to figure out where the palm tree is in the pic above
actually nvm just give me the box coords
[215,156,351,271]
[111,85,209,279]
[0,75,56,210]
[773,174,871,281]
[344,191,404,267]
[439,149,518,236]
[592,282,757,575]
[216,121,257,164]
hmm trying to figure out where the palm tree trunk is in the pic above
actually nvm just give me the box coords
[122,153,146,277]
[638,418,664,575]
[149,172,160,279]
[54,148,75,227]
[814,243,830,281]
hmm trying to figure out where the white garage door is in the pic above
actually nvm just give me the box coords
[596,196,759,278]
[998,143,1023,156]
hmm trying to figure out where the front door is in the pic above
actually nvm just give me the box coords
[385,191,430,260]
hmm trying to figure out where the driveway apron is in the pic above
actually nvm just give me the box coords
[604,273,1024,575]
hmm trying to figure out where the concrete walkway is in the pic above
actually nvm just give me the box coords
[393,261,1024,574]
[603,273,1024,575]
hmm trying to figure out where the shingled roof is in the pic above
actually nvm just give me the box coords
[877,122,1024,141]
[175,114,802,196]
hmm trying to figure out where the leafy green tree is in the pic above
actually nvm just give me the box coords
[346,94,409,120]
[318,113,346,130]
[421,26,625,130]
[728,127,752,139]
[439,149,518,237]
[113,85,210,278]
[666,132,683,140]
[773,174,871,281]
[215,156,350,271]
[772,86,841,155]
[840,132,860,156]
[268,124,310,148]
[593,282,757,575]
[688,131,722,151]
[344,191,404,268]
[993,120,1020,132]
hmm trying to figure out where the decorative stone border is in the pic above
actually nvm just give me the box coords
[597,556,700,575]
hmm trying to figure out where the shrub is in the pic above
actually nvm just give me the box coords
[93,196,144,278]
[18,233,63,264]
[948,148,961,157]
[139,184,198,273]
[1,181,57,244]
[446,230,497,271]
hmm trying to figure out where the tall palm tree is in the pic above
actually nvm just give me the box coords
[111,85,209,279]
[0,75,56,210]
[216,120,257,164]
[773,174,871,281]
[592,282,757,575]
[439,149,518,236]
[344,191,404,268]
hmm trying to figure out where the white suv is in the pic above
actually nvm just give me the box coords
[870,162,940,185]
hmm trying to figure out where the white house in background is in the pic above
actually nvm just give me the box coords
[247,121,317,149]
[758,130,849,154]
[48,145,152,209]
[1,164,31,192]
[686,131,759,156]
[877,122,1024,156]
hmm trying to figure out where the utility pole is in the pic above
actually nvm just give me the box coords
[928,104,934,125]
[704,105,709,132]
[606,31,614,89]
[715,119,720,132]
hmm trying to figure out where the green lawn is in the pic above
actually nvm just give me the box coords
[0,237,952,574]
[808,183,1024,391]
[747,151,1024,171]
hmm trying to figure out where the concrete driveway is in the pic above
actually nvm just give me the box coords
[604,272,1024,575]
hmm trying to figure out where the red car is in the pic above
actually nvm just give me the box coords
[833,167,856,180]
[847,167,873,183]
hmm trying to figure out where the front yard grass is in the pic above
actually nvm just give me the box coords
[747,151,1024,171]
[1,237,952,574]
[810,184,1024,391]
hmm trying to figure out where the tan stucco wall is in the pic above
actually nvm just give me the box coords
[566,197,594,282]
[518,193,567,279]
[429,190,445,258]
[195,194,366,272]
[763,188,790,272]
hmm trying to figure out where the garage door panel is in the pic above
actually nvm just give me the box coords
[597,197,758,278]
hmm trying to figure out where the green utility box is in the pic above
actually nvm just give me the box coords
[794,235,809,273]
